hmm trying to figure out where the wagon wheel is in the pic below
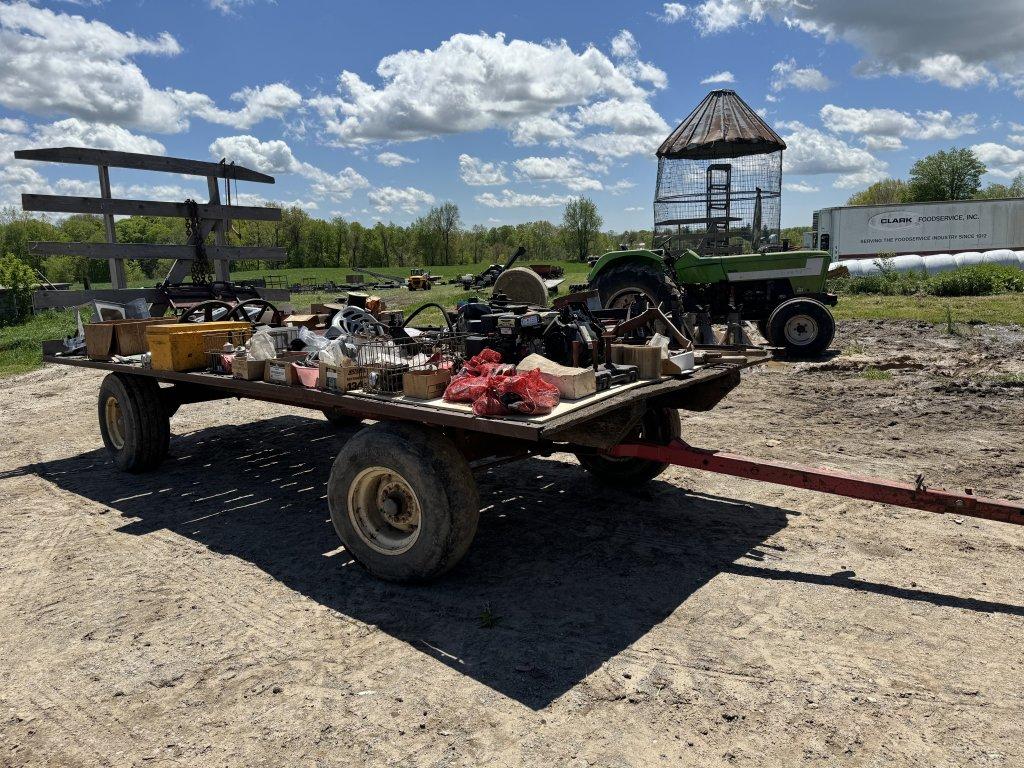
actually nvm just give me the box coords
[177,300,234,323]
[229,298,280,325]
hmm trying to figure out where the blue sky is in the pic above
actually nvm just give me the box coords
[1,0,1023,231]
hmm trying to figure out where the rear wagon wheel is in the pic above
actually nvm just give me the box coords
[327,422,480,582]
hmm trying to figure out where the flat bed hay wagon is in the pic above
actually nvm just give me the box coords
[21,145,1024,583]
[40,346,1024,582]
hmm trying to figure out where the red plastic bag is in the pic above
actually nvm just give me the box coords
[471,368,560,416]
[462,348,514,377]
[444,371,507,403]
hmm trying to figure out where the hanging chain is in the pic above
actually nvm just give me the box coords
[184,198,213,285]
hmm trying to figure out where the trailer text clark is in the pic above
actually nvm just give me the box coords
[810,197,1024,260]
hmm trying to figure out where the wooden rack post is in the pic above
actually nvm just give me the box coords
[15,147,288,309]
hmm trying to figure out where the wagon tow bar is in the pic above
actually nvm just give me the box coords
[608,440,1024,525]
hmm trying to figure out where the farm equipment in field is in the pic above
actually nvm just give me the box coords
[406,269,433,291]
[587,90,837,357]
[462,247,565,294]
[352,267,403,290]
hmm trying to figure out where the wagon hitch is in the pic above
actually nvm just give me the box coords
[608,440,1024,525]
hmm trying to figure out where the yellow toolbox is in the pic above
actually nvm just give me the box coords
[146,321,250,372]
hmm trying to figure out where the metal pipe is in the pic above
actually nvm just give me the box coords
[608,439,1024,525]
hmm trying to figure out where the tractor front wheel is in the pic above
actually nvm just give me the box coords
[767,298,835,358]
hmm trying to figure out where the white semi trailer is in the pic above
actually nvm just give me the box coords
[808,198,1024,261]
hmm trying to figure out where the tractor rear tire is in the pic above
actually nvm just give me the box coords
[327,422,480,582]
[767,298,835,358]
[592,261,679,314]
[98,373,170,473]
[575,407,681,487]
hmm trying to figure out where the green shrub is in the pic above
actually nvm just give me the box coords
[929,264,1024,296]
[832,264,1024,298]
[0,253,37,326]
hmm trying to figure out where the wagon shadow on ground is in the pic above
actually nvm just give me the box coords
[24,413,1024,710]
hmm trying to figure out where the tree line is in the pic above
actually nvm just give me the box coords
[0,196,645,286]
[846,147,1024,207]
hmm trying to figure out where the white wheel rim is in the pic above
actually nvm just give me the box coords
[104,395,125,450]
[347,466,422,555]
[608,287,654,311]
[783,314,818,346]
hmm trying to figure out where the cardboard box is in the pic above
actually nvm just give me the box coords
[518,353,597,400]
[84,318,168,360]
[262,360,299,387]
[283,313,329,330]
[402,368,451,400]
[146,321,250,372]
[319,361,366,393]
[232,356,266,381]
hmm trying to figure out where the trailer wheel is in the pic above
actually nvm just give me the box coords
[767,298,835,358]
[321,408,361,428]
[98,373,170,473]
[328,422,480,582]
[575,407,681,487]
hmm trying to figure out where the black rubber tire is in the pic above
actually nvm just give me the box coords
[327,422,480,582]
[321,408,362,428]
[591,261,679,313]
[97,373,170,473]
[576,407,681,487]
[767,298,836,358]
[756,319,772,344]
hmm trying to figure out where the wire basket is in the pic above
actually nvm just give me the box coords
[202,328,254,374]
[358,331,466,395]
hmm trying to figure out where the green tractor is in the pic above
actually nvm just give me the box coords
[588,88,837,357]
[588,245,836,356]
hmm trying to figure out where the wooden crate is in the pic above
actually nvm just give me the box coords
[611,344,662,380]
[84,318,169,360]
[146,321,250,372]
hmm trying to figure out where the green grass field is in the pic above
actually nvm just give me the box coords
[2,262,1021,378]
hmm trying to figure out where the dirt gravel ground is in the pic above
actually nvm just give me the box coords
[1,319,1023,768]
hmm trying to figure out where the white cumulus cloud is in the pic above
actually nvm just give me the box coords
[820,105,978,149]
[209,135,368,201]
[0,3,302,132]
[376,151,415,167]
[458,154,508,186]
[672,1,1024,94]
[701,71,735,84]
[779,121,887,189]
[771,59,831,92]
[513,155,603,192]
[475,189,574,208]
[971,142,1024,179]
[309,31,667,152]
[657,3,688,23]
[367,185,435,214]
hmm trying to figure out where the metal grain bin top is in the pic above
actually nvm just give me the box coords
[657,89,786,160]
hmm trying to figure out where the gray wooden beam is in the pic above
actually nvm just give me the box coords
[32,287,291,310]
[14,147,275,184]
[29,242,286,261]
[22,194,281,222]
